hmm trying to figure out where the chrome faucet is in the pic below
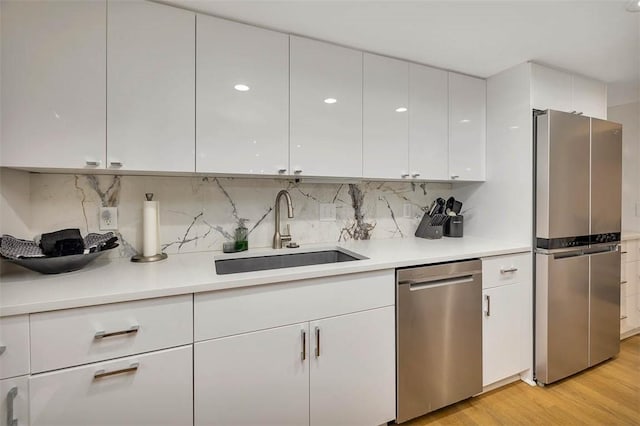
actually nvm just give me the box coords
[273,190,294,249]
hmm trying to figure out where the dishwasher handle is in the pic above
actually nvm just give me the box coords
[401,275,475,291]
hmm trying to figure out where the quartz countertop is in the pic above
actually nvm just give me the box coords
[0,236,530,316]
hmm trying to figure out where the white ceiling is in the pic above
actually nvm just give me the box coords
[164,0,639,85]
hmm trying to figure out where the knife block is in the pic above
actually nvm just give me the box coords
[415,213,443,239]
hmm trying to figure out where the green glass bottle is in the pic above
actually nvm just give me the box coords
[234,218,249,252]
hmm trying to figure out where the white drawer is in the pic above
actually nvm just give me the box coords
[0,315,30,379]
[621,240,637,263]
[623,261,638,295]
[29,345,193,426]
[1,375,29,426]
[481,252,531,289]
[30,295,192,373]
[195,269,394,341]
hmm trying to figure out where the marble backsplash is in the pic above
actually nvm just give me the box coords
[2,171,453,257]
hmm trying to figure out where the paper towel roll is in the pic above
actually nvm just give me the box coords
[143,200,159,257]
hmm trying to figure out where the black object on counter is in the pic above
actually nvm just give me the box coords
[40,228,84,257]
[444,215,464,237]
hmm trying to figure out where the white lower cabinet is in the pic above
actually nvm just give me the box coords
[309,306,395,426]
[1,376,29,426]
[482,282,528,386]
[194,306,395,426]
[29,345,193,426]
[194,323,309,426]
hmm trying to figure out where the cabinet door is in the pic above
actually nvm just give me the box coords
[409,64,449,180]
[363,53,409,179]
[531,64,572,112]
[0,376,29,426]
[290,37,363,178]
[0,0,106,169]
[483,283,527,386]
[0,315,30,380]
[29,346,193,426]
[310,307,395,426]
[107,0,195,172]
[195,323,309,426]
[572,75,607,119]
[448,73,486,181]
[196,15,289,175]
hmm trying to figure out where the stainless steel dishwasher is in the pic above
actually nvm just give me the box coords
[396,259,482,423]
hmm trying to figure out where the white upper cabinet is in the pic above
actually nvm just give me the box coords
[531,63,607,119]
[448,73,486,181]
[0,0,106,169]
[196,15,289,176]
[531,64,573,112]
[107,0,195,172]
[290,37,363,178]
[363,54,409,180]
[409,64,449,181]
[571,74,607,119]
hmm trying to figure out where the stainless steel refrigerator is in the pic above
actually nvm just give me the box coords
[535,110,622,385]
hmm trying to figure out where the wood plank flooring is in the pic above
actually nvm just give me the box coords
[404,335,640,425]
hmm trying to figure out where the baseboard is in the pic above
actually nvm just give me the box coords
[480,375,522,394]
[621,328,640,340]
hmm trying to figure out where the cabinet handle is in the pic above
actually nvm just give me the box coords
[278,168,287,174]
[621,315,628,320]
[85,160,101,167]
[94,362,139,379]
[0,345,5,356]
[621,251,628,254]
[294,169,302,175]
[7,386,17,426]
[411,173,421,178]
[500,267,518,274]
[301,330,306,361]
[315,327,320,357]
[94,325,139,340]
[451,175,459,180]
[621,280,628,285]
[485,295,491,317]
[109,161,123,168]
[401,173,410,178]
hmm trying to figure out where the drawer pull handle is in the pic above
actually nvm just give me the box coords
[85,160,101,167]
[315,327,321,358]
[301,330,306,362]
[621,251,628,254]
[0,345,6,356]
[94,362,139,379]
[485,295,491,317]
[621,280,628,285]
[7,386,17,426]
[500,267,518,274]
[94,325,139,340]
[109,161,123,168]
[620,315,628,320]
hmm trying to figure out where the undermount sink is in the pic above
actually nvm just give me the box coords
[215,248,367,275]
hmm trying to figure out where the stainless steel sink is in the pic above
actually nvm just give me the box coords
[215,248,367,275]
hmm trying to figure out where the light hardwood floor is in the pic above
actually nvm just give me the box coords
[405,335,640,425]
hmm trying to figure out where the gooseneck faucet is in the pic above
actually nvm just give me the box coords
[273,190,294,248]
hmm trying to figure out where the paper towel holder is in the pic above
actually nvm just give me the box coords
[131,193,168,263]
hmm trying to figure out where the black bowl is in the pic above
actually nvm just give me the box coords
[6,245,118,274]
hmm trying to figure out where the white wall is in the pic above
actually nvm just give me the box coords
[0,168,31,237]
[608,101,640,232]
[452,62,532,246]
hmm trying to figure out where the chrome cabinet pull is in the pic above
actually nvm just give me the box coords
[500,267,518,274]
[94,325,139,340]
[0,345,6,356]
[94,362,139,379]
[620,315,628,320]
[451,175,459,180]
[621,280,628,285]
[315,327,320,358]
[621,251,628,254]
[411,173,421,178]
[278,168,287,174]
[294,169,303,174]
[301,330,306,361]
[109,161,123,168]
[7,386,18,426]
[401,173,410,178]
[485,295,491,317]
[85,160,100,167]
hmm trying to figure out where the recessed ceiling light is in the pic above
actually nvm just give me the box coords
[324,98,337,104]
[234,84,250,92]
[395,107,408,112]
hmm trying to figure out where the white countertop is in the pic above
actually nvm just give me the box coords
[0,236,530,316]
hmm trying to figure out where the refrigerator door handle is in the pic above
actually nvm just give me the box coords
[553,250,587,260]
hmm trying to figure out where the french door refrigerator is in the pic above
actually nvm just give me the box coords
[535,110,622,385]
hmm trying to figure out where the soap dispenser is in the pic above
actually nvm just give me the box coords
[234,218,249,252]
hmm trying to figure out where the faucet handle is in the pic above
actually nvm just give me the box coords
[285,224,291,236]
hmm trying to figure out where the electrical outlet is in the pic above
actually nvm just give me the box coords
[99,207,118,230]
[319,203,337,221]
[403,203,412,218]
